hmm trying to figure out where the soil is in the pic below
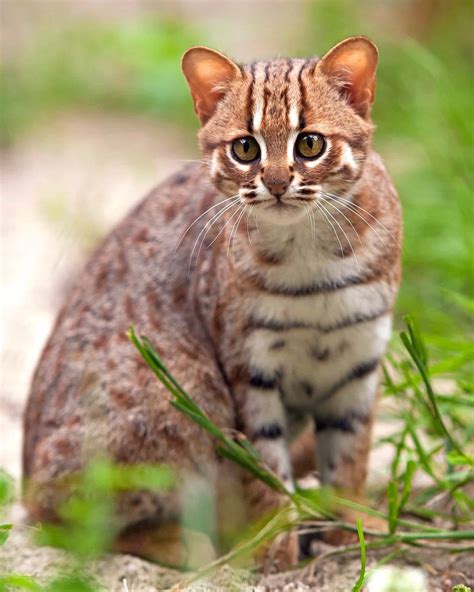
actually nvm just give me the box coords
[1,516,472,591]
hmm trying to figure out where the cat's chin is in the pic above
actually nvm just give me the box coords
[256,202,310,226]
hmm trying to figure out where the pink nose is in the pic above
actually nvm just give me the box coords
[264,180,289,198]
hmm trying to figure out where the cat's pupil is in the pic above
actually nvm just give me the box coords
[243,140,249,153]
[306,137,313,150]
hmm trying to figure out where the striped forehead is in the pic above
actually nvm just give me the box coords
[246,58,312,134]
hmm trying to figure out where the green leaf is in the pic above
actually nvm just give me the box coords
[0,574,43,591]
[0,469,14,508]
[399,461,417,513]
[45,575,98,592]
[447,452,474,467]
[387,480,399,534]
[352,518,367,592]
[0,523,12,546]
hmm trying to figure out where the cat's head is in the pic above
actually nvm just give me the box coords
[182,37,377,225]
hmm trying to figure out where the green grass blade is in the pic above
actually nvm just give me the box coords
[351,518,367,592]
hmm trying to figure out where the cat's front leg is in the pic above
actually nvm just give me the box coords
[241,371,294,500]
[312,366,381,542]
[239,374,298,568]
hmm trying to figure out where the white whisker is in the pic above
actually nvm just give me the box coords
[228,206,246,265]
[175,194,239,252]
[208,203,241,246]
[315,202,344,259]
[318,200,360,270]
[322,193,390,254]
[320,195,365,260]
[323,191,401,249]
[245,207,253,246]
[188,199,239,275]
[303,202,316,249]
[254,207,262,242]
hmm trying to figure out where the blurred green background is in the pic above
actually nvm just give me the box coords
[1,0,472,346]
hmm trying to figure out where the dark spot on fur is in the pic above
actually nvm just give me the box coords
[270,340,286,351]
[315,410,369,433]
[133,227,149,243]
[254,422,283,440]
[301,381,314,397]
[163,200,178,222]
[172,283,187,306]
[106,358,117,371]
[173,172,189,185]
[93,334,107,349]
[111,388,134,409]
[261,250,285,265]
[249,369,276,390]
[124,295,135,321]
[129,494,143,507]
[311,346,330,361]
[146,293,161,330]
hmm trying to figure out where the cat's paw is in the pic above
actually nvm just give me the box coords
[261,529,299,573]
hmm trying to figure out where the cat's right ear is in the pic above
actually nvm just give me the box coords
[316,36,378,119]
[182,47,241,124]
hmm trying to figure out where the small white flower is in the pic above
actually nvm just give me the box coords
[367,565,427,592]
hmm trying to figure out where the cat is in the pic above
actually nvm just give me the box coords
[23,36,402,569]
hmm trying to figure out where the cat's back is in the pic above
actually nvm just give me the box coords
[46,162,214,338]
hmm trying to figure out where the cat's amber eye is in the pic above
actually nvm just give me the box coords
[295,133,326,160]
[231,137,260,163]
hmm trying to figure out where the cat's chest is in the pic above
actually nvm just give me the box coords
[244,244,392,412]
[246,313,390,411]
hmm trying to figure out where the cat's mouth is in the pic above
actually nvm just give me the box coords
[266,200,297,211]
[264,196,315,210]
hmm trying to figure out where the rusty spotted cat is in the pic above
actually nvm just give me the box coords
[23,36,402,568]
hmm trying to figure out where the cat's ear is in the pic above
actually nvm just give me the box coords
[182,47,241,124]
[317,36,378,119]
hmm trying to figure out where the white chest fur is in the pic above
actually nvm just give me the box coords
[243,218,393,426]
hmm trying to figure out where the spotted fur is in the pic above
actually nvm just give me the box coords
[23,37,401,568]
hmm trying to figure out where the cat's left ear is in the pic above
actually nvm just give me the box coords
[317,36,378,119]
[182,47,241,124]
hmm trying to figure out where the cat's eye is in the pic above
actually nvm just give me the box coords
[295,133,325,160]
[231,137,260,163]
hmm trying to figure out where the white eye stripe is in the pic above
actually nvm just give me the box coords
[288,60,306,130]
[251,63,267,132]
[254,132,267,163]
[210,150,219,178]
[287,130,299,165]
[288,105,299,129]
[340,142,358,172]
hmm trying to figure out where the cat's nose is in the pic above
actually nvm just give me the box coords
[264,180,289,199]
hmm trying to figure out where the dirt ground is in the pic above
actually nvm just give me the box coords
[2,516,472,591]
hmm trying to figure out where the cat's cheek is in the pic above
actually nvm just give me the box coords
[213,172,240,196]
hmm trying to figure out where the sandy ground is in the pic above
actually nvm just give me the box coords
[2,520,472,591]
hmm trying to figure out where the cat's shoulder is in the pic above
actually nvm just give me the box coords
[364,149,399,202]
